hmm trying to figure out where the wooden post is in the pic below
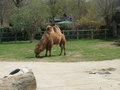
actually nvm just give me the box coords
[0,29,1,43]
[0,68,37,90]
[76,29,79,40]
[113,21,117,37]
[91,29,94,39]
[15,32,17,43]
[0,28,3,43]
[105,29,107,40]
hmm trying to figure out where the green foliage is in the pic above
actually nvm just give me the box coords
[48,1,62,18]
[58,0,87,20]
[9,0,50,42]
[59,24,72,30]
[70,0,87,19]
[1,0,118,35]
[76,1,102,29]
[10,0,49,28]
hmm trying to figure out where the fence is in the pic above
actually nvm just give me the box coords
[0,31,29,43]
[35,29,113,40]
[0,29,113,43]
[62,29,113,40]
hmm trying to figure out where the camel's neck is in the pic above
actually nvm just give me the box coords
[39,39,47,51]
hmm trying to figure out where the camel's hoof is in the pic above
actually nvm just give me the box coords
[59,54,62,56]
[35,55,43,58]
[48,55,51,57]
[64,53,66,55]
[45,55,47,57]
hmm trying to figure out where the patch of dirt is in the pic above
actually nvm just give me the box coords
[94,43,114,48]
[67,52,82,57]
[112,40,120,46]
[0,59,120,90]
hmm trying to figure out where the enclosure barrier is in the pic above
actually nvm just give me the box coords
[35,29,113,40]
[0,29,113,43]
[61,29,113,40]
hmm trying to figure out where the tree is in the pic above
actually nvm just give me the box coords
[60,0,88,21]
[13,0,23,7]
[13,0,29,7]
[0,0,28,26]
[0,0,5,25]
[77,0,101,29]
[0,0,14,26]
[70,0,87,20]
[94,0,118,27]
[10,0,49,42]
[46,0,62,24]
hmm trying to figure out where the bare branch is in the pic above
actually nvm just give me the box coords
[12,0,23,7]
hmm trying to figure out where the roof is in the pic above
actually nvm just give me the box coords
[57,20,74,24]
[116,7,120,12]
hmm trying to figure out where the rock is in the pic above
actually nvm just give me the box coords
[0,68,37,90]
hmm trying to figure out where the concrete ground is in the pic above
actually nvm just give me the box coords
[0,59,120,90]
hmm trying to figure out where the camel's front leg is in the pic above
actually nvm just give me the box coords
[64,47,66,55]
[35,53,41,58]
[59,43,63,56]
[45,49,48,57]
[49,48,52,57]
[63,44,66,55]
[35,53,39,58]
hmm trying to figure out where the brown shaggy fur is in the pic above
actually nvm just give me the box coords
[34,25,66,58]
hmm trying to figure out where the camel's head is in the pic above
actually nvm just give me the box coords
[34,43,44,58]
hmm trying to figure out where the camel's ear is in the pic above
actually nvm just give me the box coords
[13,0,23,7]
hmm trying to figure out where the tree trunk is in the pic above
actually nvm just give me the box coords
[0,1,5,27]
[0,68,37,90]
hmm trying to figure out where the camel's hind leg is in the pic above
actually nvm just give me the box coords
[63,44,66,55]
[59,44,63,56]
[59,42,66,56]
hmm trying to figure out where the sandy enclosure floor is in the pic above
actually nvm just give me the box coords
[0,59,120,90]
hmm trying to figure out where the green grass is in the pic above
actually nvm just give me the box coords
[0,39,120,62]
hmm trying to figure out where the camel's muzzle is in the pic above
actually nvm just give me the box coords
[35,53,39,58]
[35,53,43,58]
